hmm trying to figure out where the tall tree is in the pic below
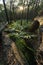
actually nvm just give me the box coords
[19,0,23,25]
[26,0,33,22]
[10,0,13,21]
[3,0,9,23]
[10,0,17,21]
[19,0,27,25]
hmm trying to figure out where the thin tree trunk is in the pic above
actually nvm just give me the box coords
[10,0,12,21]
[27,4,29,23]
[21,11,23,25]
[3,0,9,23]
[12,4,15,21]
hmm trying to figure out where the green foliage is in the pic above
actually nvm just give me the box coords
[8,20,32,32]
[7,21,38,65]
[9,35,37,65]
[5,21,37,65]
[0,64,3,65]
[8,22,22,30]
[0,10,6,22]
[0,63,3,65]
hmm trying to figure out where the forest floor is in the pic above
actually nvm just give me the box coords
[0,16,43,65]
[2,32,28,65]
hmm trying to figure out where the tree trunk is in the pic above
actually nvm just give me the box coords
[3,0,9,23]
[27,4,29,23]
[21,11,23,25]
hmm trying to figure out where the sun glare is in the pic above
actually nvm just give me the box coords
[19,6,23,11]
